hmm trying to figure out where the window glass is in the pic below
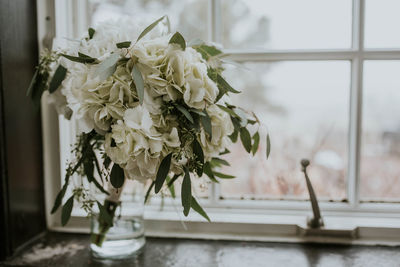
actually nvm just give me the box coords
[89,0,208,42]
[220,61,350,200]
[365,0,400,48]
[361,61,400,201]
[221,0,352,50]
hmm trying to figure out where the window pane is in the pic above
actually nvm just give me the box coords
[88,0,208,42]
[361,61,400,201]
[221,0,352,50]
[220,61,350,200]
[365,0,400,48]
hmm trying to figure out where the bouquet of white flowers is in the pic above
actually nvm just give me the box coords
[28,16,270,245]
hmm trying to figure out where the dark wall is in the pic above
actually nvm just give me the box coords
[0,0,45,259]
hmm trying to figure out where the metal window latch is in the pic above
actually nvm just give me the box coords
[298,159,357,240]
[301,159,324,229]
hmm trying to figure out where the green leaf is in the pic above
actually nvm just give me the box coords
[110,164,125,188]
[229,130,238,143]
[217,104,238,118]
[95,53,119,80]
[61,195,74,226]
[131,64,144,105]
[165,176,176,198]
[203,162,219,183]
[211,158,230,167]
[192,139,204,176]
[84,160,109,195]
[213,172,235,179]
[137,16,166,42]
[191,197,211,222]
[51,183,68,214]
[193,44,222,61]
[167,173,180,187]
[104,156,111,169]
[251,132,260,155]
[266,133,271,159]
[189,109,206,116]
[96,201,113,226]
[217,74,240,94]
[88,28,95,39]
[219,148,230,155]
[48,65,67,93]
[116,41,131,48]
[61,53,97,64]
[200,111,212,139]
[26,68,38,97]
[169,32,186,50]
[155,153,173,193]
[175,105,194,123]
[144,181,155,204]
[240,127,252,153]
[181,167,192,216]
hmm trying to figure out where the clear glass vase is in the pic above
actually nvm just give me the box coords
[90,180,145,259]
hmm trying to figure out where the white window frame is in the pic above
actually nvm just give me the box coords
[38,0,400,245]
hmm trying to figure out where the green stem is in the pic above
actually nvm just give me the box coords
[91,199,119,247]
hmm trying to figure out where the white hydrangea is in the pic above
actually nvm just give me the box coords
[200,104,234,159]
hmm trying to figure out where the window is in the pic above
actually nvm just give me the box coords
[42,0,400,243]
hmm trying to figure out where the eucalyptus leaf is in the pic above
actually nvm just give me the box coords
[189,109,206,116]
[48,65,67,93]
[95,53,119,81]
[175,105,194,123]
[251,132,260,155]
[217,104,238,117]
[211,158,230,167]
[167,174,180,187]
[169,32,186,50]
[26,68,38,97]
[137,16,166,42]
[88,28,95,39]
[219,148,230,155]
[203,162,219,183]
[192,139,204,176]
[84,160,109,195]
[200,111,212,139]
[191,197,211,222]
[194,44,222,61]
[144,181,155,204]
[110,164,125,188]
[165,176,176,198]
[61,195,74,226]
[213,172,235,179]
[61,53,97,64]
[240,127,252,153]
[229,130,239,143]
[131,64,144,105]
[51,182,68,214]
[217,74,240,94]
[116,41,131,48]
[181,168,192,216]
[104,156,111,169]
[155,153,172,193]
[266,133,271,159]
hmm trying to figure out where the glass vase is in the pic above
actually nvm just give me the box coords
[90,180,145,259]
